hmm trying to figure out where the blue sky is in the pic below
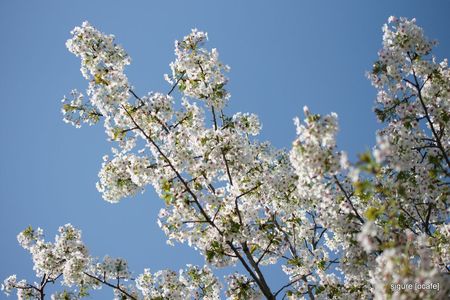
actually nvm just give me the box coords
[1,0,449,298]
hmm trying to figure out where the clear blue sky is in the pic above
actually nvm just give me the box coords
[1,0,449,298]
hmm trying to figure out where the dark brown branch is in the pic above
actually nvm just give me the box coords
[407,52,450,169]
[168,73,185,95]
[121,104,275,298]
[273,216,299,259]
[182,220,209,224]
[171,113,191,130]
[424,203,433,235]
[212,204,222,222]
[128,89,170,133]
[333,175,365,224]
[256,238,275,265]
[273,276,304,297]
[242,242,275,299]
[313,228,327,250]
[236,184,261,199]
[83,272,137,300]
[274,274,313,299]
[121,104,218,231]
[226,240,274,299]
[222,150,233,185]
[304,238,314,256]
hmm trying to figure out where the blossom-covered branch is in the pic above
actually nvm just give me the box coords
[3,17,449,299]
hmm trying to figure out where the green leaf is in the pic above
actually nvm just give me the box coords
[94,73,109,85]
[194,182,202,191]
[374,108,386,122]
[441,111,449,123]
[23,226,34,238]
[88,111,101,123]
[354,180,373,200]
[112,127,126,141]
[365,207,381,221]
[372,61,386,74]
[318,259,327,270]
[117,178,132,188]
[161,178,172,192]
[163,193,173,205]
[287,257,303,267]
[315,285,326,295]
[63,104,78,112]
[358,152,372,164]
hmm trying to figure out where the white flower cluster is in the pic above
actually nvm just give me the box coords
[370,16,435,88]
[289,17,448,299]
[61,89,101,128]
[2,225,221,300]
[360,16,450,299]
[357,221,378,253]
[370,247,449,299]
[142,92,174,123]
[291,106,342,184]
[232,112,261,136]
[96,256,130,280]
[166,29,230,110]
[25,16,445,299]
[135,265,220,299]
[1,225,98,299]
[1,275,41,299]
[289,108,363,282]
[66,21,130,116]
[96,152,153,202]
[51,290,80,300]
[26,224,89,284]
[225,273,261,300]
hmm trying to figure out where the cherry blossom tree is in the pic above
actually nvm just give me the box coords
[2,16,449,299]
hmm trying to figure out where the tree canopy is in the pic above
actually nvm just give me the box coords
[2,16,449,300]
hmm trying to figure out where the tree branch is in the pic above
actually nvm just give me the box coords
[407,52,450,169]
[83,272,137,300]
[121,103,275,299]
[333,175,365,224]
